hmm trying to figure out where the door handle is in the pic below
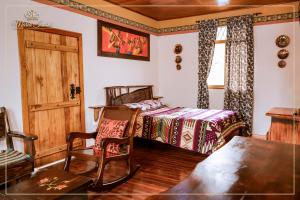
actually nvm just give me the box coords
[70,84,81,99]
[70,84,75,99]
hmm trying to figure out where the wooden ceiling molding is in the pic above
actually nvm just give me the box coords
[35,0,299,35]
[104,0,297,20]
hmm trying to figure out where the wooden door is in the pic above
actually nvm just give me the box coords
[17,28,85,166]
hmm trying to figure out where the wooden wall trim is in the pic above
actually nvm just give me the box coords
[34,0,158,35]
[17,29,30,135]
[33,0,299,36]
[26,40,79,52]
[78,34,86,135]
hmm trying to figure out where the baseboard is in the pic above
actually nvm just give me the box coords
[35,158,65,171]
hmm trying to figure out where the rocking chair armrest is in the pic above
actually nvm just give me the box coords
[8,131,38,141]
[100,137,130,149]
[8,131,38,160]
[66,132,98,143]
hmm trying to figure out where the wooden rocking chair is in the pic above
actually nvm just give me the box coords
[64,106,140,190]
[0,107,38,185]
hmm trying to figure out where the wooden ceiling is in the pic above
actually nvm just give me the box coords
[104,0,297,20]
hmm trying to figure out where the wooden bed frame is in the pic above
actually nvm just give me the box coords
[105,85,154,106]
[103,85,245,152]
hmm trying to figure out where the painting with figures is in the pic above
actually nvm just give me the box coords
[98,20,150,61]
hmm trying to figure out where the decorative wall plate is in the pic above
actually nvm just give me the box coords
[175,55,182,63]
[174,44,183,54]
[275,35,290,48]
[278,60,286,68]
[277,49,289,59]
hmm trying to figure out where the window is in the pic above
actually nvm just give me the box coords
[207,26,227,89]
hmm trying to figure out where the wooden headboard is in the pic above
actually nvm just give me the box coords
[105,85,153,106]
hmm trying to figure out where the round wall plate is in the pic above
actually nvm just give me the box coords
[176,64,181,70]
[275,35,290,48]
[277,49,289,59]
[174,44,183,54]
[175,55,182,63]
[278,60,287,68]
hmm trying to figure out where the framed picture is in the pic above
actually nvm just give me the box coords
[97,20,150,61]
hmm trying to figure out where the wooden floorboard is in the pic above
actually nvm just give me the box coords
[51,140,207,199]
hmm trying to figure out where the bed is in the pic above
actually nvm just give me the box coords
[105,85,245,155]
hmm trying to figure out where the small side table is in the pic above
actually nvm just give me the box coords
[152,96,163,100]
[89,105,104,122]
[2,168,92,200]
[266,107,300,144]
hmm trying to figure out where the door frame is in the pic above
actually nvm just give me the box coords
[17,27,86,153]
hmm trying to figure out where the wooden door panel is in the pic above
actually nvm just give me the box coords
[69,106,83,145]
[28,101,80,112]
[18,28,85,166]
[33,31,50,107]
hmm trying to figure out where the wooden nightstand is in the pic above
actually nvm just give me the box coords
[266,107,300,144]
[152,96,163,100]
[89,105,104,122]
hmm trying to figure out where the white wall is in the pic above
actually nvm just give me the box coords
[0,0,159,150]
[157,32,224,110]
[253,22,299,135]
[157,22,300,135]
[157,33,198,108]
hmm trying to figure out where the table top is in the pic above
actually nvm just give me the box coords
[2,167,92,200]
[148,136,300,200]
[266,107,300,121]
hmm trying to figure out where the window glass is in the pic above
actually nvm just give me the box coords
[207,26,227,88]
[207,43,225,86]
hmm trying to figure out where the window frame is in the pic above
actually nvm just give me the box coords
[208,39,226,90]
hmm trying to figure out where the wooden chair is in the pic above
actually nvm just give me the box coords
[0,107,38,185]
[64,106,140,190]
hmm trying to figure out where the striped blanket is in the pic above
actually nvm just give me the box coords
[135,107,244,155]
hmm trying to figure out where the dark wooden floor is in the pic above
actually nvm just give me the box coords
[52,140,207,200]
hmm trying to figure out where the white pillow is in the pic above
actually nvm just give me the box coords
[124,99,165,111]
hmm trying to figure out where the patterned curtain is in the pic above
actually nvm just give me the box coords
[224,15,254,136]
[197,19,218,109]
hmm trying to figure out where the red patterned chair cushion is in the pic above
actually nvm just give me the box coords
[93,118,128,155]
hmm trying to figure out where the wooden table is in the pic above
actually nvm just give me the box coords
[1,168,93,200]
[148,136,300,200]
[266,107,300,144]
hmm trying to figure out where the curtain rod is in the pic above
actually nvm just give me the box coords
[196,12,262,23]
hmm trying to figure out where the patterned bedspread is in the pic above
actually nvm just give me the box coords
[135,107,244,155]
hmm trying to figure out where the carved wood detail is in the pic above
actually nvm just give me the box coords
[105,85,153,106]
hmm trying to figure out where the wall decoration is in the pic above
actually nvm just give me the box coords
[175,55,182,63]
[174,44,183,54]
[175,55,182,70]
[97,20,150,61]
[176,64,182,70]
[277,49,289,59]
[278,60,287,68]
[275,35,290,68]
[275,35,290,48]
[174,44,183,70]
